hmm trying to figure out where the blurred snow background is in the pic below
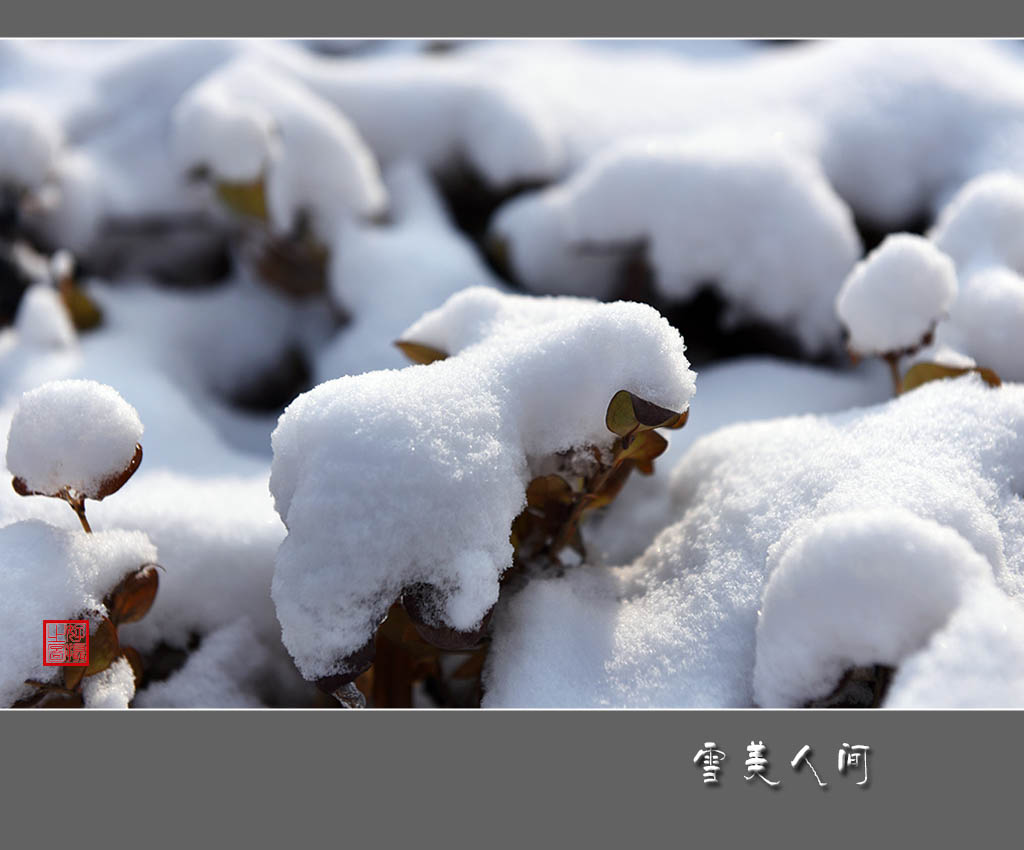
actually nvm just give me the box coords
[0,39,1022,708]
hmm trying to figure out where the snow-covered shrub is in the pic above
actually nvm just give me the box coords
[490,137,861,355]
[172,58,387,244]
[270,288,695,702]
[0,520,158,708]
[0,97,63,195]
[7,379,143,531]
[835,234,958,391]
[485,377,1024,708]
[930,172,1024,382]
[2,380,162,708]
[836,234,957,358]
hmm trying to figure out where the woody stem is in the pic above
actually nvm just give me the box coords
[67,496,92,533]
[548,447,625,558]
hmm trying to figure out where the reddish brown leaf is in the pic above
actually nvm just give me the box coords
[105,564,159,625]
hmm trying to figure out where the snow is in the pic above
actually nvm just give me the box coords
[15,284,76,349]
[134,618,270,708]
[271,288,695,681]
[82,656,136,709]
[1,39,1023,709]
[6,379,143,499]
[485,377,1024,707]
[885,588,1024,708]
[0,96,63,190]
[753,510,994,707]
[836,234,958,356]
[494,136,861,354]
[930,172,1024,381]
[584,356,891,566]
[0,520,157,706]
[316,162,501,381]
[172,58,387,243]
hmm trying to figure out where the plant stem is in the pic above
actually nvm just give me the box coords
[548,449,623,558]
[883,353,902,397]
[68,497,92,533]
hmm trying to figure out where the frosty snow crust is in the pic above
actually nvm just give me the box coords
[270,288,696,681]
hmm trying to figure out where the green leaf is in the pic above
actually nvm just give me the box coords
[215,179,268,221]
[605,390,639,437]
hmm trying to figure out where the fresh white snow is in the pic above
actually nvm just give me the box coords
[6,379,143,499]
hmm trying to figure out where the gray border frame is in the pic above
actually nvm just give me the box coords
[2,18,1022,842]
[0,2,1022,36]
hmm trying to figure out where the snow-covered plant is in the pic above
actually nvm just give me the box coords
[488,137,861,356]
[3,380,162,708]
[0,97,63,199]
[270,288,695,706]
[485,377,1024,708]
[929,172,1024,382]
[7,380,143,532]
[3,521,160,708]
[835,234,959,393]
[172,59,386,297]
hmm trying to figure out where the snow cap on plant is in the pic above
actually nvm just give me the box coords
[836,233,957,357]
[270,288,695,687]
[0,97,63,191]
[6,379,143,514]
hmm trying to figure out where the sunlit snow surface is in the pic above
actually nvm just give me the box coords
[1,39,1023,707]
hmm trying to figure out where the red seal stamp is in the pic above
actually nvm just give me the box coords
[43,620,90,666]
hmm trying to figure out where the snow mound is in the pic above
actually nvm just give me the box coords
[493,137,861,354]
[753,510,993,707]
[886,588,1024,708]
[485,377,1024,707]
[0,520,157,706]
[930,172,1024,381]
[0,97,63,190]
[836,234,957,355]
[271,289,695,681]
[134,618,268,708]
[6,379,143,499]
[173,59,387,242]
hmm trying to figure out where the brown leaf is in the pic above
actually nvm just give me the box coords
[403,584,492,651]
[37,690,84,708]
[93,443,143,500]
[314,637,377,694]
[901,361,1002,394]
[63,664,85,691]
[84,618,120,678]
[120,646,145,688]
[394,340,448,365]
[105,564,159,625]
[617,430,668,466]
[61,286,103,331]
[606,390,688,437]
[525,474,575,509]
